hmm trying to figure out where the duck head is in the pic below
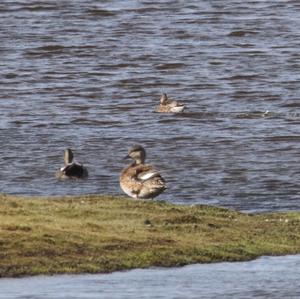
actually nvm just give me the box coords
[125,145,146,165]
[64,148,74,165]
[160,93,168,105]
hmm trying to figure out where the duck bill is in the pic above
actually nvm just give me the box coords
[123,154,130,160]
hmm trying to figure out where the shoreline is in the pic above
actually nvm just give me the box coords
[2,254,300,281]
[0,194,299,278]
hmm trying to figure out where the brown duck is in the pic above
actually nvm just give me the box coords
[120,145,166,199]
[156,93,185,113]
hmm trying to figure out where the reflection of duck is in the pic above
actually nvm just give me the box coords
[120,145,166,199]
[56,148,88,179]
[156,93,185,113]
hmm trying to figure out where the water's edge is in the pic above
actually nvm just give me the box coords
[1,255,300,299]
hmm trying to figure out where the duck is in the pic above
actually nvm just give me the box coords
[56,148,88,179]
[155,93,185,113]
[120,145,166,199]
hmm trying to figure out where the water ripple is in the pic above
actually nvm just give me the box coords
[0,0,300,212]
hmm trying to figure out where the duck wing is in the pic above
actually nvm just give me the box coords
[170,100,184,108]
[134,165,166,190]
[134,165,158,180]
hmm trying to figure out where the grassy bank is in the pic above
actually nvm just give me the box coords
[0,194,299,278]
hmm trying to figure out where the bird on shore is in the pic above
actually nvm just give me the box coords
[155,93,185,113]
[56,148,88,179]
[120,145,166,199]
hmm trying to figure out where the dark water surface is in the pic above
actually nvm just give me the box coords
[1,255,300,299]
[1,0,300,211]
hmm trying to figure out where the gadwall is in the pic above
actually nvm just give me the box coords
[56,148,88,179]
[120,145,166,199]
[156,93,185,113]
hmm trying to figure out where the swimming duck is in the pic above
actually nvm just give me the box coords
[120,145,166,199]
[56,148,88,179]
[156,93,185,113]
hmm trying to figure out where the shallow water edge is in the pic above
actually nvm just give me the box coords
[1,255,300,299]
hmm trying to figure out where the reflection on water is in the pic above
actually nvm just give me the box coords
[0,255,299,299]
[0,1,300,211]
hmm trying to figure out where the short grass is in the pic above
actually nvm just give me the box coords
[0,194,299,277]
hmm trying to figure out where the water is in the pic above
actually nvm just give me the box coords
[1,1,300,297]
[1,1,300,212]
[0,255,299,299]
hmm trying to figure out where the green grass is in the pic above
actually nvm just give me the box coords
[0,194,299,277]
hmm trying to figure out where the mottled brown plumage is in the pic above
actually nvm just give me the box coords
[156,93,185,113]
[120,145,166,199]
